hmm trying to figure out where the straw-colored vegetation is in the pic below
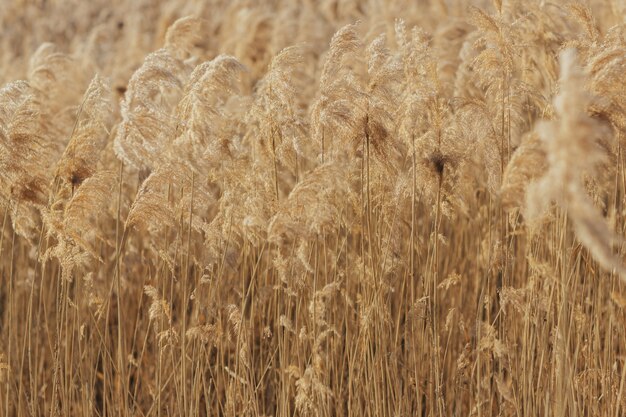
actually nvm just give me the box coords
[1,0,625,416]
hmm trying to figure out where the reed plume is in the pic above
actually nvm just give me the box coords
[527,48,626,279]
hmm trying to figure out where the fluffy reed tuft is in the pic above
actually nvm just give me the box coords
[527,48,626,278]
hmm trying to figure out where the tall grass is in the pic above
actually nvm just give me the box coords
[1,0,626,416]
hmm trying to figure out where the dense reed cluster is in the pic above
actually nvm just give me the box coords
[1,0,626,416]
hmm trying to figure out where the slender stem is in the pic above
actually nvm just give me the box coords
[182,170,195,416]
[115,160,127,416]
[271,128,280,202]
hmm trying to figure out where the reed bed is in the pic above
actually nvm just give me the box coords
[1,0,625,416]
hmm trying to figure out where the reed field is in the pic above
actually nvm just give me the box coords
[1,0,626,415]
